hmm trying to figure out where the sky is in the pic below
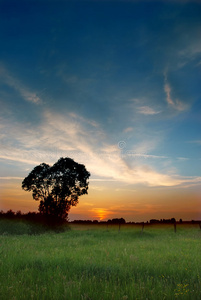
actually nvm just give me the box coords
[0,0,201,222]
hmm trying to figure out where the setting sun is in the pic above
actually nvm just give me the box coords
[91,208,109,221]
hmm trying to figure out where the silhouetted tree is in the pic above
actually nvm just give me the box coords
[5,209,15,218]
[22,157,90,220]
[108,218,126,224]
[16,210,22,217]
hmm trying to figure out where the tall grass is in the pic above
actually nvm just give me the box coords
[0,221,201,299]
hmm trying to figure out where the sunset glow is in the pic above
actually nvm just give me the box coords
[92,209,109,221]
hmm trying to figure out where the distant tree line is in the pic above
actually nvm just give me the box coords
[1,211,200,225]
[0,210,67,226]
[150,218,176,224]
[71,218,126,224]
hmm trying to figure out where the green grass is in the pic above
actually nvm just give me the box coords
[0,221,201,299]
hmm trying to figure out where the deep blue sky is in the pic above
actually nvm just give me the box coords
[0,0,201,221]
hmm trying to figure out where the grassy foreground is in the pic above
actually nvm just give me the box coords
[0,221,201,300]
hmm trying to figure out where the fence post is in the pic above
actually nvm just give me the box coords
[141,222,144,233]
[174,222,176,233]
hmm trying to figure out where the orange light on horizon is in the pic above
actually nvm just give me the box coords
[93,208,109,221]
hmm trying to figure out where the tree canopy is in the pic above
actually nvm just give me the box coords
[22,157,90,220]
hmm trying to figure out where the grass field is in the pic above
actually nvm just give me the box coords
[0,220,201,300]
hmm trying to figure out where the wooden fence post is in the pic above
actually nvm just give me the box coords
[141,222,144,233]
[174,222,176,233]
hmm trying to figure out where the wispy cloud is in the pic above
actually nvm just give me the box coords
[178,39,201,65]
[0,109,199,188]
[123,127,133,133]
[0,177,23,180]
[164,73,188,112]
[131,138,161,155]
[0,153,43,166]
[189,140,201,145]
[124,153,168,159]
[137,106,161,115]
[177,157,189,161]
[0,64,41,104]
